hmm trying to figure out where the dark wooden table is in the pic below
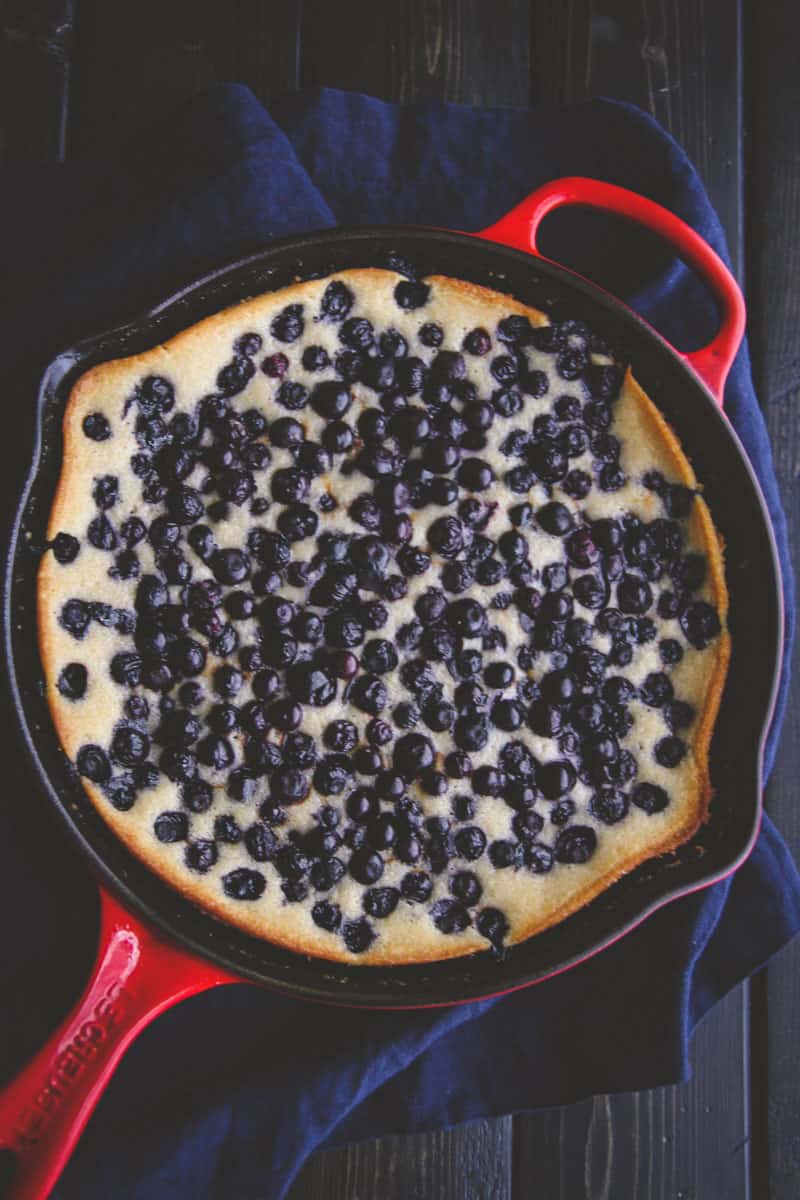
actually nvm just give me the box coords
[2,2,797,1197]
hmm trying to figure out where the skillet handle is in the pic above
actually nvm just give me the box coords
[0,887,239,1200]
[477,176,746,406]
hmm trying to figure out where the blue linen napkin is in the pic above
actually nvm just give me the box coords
[1,84,798,1199]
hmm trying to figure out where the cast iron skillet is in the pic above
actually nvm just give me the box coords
[0,178,781,1200]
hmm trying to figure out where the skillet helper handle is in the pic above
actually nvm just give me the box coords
[478,176,746,406]
[0,888,238,1200]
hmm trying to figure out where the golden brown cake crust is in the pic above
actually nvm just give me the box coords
[38,268,729,964]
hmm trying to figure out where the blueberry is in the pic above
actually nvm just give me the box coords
[639,672,674,709]
[456,325,489,356]
[360,639,399,676]
[457,457,494,492]
[590,786,629,825]
[554,825,597,864]
[57,661,88,701]
[315,278,353,320]
[76,744,111,783]
[268,767,308,806]
[470,765,504,797]
[553,798,577,829]
[665,700,695,732]
[453,715,489,752]
[60,599,91,640]
[310,901,342,936]
[338,917,374,954]
[556,347,587,380]
[243,823,277,863]
[87,515,117,551]
[536,502,574,536]
[272,380,307,413]
[429,476,460,506]
[184,840,218,873]
[422,436,460,475]
[349,847,384,885]
[268,303,303,343]
[182,779,213,813]
[428,898,470,934]
[537,760,576,800]
[490,353,519,384]
[450,870,482,906]
[345,786,378,824]
[367,719,393,747]
[573,574,606,610]
[277,503,318,542]
[618,574,653,615]
[505,465,534,493]
[394,279,430,310]
[393,732,435,779]
[425,516,463,559]
[421,698,454,733]
[450,824,487,864]
[491,698,525,732]
[90,474,120,513]
[654,736,687,767]
[286,662,337,706]
[447,598,487,638]
[562,469,592,500]
[487,840,520,870]
[168,485,206,524]
[397,545,431,576]
[154,811,189,843]
[308,381,351,424]
[82,412,111,441]
[219,868,265,901]
[483,661,514,690]
[680,600,721,649]
[359,885,399,921]
[193,733,233,771]
[476,908,509,950]
[215,353,255,397]
[111,724,150,767]
[632,782,670,814]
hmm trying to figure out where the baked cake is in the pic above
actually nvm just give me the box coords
[38,268,730,964]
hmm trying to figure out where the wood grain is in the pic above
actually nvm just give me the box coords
[288,1118,514,1200]
[0,0,74,163]
[302,0,531,106]
[68,0,302,153]
[746,1,800,1196]
[513,987,750,1199]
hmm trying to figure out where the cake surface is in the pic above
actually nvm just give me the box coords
[38,268,729,964]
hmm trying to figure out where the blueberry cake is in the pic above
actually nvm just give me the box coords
[38,269,729,964]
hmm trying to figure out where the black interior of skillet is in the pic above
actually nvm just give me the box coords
[4,228,782,1007]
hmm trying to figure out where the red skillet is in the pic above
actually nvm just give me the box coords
[0,178,755,1199]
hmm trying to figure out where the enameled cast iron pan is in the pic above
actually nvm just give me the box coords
[0,178,781,1200]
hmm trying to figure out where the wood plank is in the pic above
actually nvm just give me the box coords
[530,0,744,275]
[746,0,800,1196]
[68,0,301,154]
[513,988,750,1199]
[288,1118,514,1200]
[301,0,531,106]
[0,0,74,163]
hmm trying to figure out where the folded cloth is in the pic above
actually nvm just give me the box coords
[0,84,797,1200]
